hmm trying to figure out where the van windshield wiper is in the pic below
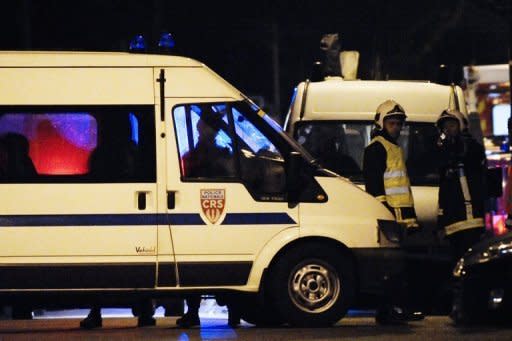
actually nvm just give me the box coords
[309,159,338,177]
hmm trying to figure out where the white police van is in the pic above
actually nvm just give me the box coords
[0,51,405,326]
[284,78,469,235]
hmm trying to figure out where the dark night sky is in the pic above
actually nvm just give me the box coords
[1,0,510,120]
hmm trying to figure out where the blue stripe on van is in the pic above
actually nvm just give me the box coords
[0,214,204,227]
[0,213,296,226]
[223,213,296,225]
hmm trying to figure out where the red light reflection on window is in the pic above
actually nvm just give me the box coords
[0,113,97,176]
[30,119,94,175]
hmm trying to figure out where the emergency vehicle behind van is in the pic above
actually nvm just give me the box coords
[284,78,468,235]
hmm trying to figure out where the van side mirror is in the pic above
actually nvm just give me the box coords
[486,167,503,198]
[286,151,302,206]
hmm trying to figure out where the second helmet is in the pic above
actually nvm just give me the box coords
[374,99,407,129]
[436,109,468,131]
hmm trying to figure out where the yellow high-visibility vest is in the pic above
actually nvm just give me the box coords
[369,136,414,208]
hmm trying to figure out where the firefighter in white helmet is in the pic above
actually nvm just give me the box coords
[363,100,423,324]
[436,109,486,259]
[363,99,420,232]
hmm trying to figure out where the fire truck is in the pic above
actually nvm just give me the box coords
[463,64,511,234]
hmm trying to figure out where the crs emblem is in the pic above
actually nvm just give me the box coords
[200,189,225,224]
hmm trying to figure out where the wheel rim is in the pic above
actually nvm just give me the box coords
[288,259,341,313]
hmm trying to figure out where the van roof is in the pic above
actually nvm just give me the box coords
[300,79,465,123]
[0,51,203,68]
[0,51,245,104]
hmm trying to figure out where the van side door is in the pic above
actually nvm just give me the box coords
[164,100,299,287]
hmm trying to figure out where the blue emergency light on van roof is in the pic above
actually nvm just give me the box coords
[129,35,146,52]
[158,32,175,50]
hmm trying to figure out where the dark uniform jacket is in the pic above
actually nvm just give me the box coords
[182,141,235,178]
[437,132,486,236]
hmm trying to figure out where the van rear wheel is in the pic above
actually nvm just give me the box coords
[268,244,355,327]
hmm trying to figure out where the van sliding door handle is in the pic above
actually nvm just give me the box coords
[167,191,176,210]
[138,192,147,210]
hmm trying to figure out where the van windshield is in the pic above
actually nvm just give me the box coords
[239,99,316,164]
[294,120,440,185]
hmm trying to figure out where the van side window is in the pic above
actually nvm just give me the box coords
[0,106,156,183]
[294,121,440,186]
[173,104,236,180]
[173,102,286,200]
[295,122,363,181]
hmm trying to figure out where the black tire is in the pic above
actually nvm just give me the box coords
[238,294,284,327]
[268,243,355,327]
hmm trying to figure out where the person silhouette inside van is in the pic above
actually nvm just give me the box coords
[304,124,360,176]
[182,109,235,178]
[4,133,37,180]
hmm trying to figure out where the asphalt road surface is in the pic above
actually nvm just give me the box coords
[1,315,512,340]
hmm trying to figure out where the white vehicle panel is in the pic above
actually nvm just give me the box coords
[0,68,154,105]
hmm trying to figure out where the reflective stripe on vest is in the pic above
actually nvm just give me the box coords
[385,186,410,195]
[444,218,484,236]
[369,136,414,208]
[458,167,474,220]
[383,170,406,179]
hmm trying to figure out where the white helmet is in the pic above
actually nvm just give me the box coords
[436,109,468,131]
[374,100,407,130]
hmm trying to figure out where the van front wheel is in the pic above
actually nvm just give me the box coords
[269,244,355,327]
